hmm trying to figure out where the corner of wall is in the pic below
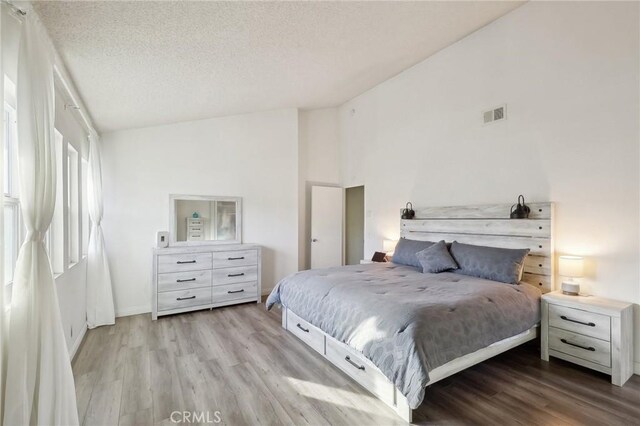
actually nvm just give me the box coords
[69,322,88,361]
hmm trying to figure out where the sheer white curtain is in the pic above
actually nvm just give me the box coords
[2,13,79,425]
[0,4,6,421]
[86,132,115,328]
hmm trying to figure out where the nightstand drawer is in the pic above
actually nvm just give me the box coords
[549,304,610,341]
[549,327,611,367]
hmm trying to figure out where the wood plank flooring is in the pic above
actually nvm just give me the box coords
[73,302,640,425]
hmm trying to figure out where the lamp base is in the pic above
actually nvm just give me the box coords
[561,281,580,296]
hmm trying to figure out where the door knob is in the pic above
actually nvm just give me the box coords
[312,238,318,242]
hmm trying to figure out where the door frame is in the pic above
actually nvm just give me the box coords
[343,184,365,265]
[344,185,366,266]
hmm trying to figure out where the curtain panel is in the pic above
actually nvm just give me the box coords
[0,4,6,421]
[2,13,79,425]
[86,132,115,328]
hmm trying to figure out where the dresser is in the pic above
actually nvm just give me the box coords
[186,217,205,241]
[541,291,633,386]
[152,244,261,320]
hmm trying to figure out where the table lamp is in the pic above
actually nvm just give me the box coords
[559,255,584,296]
[383,239,398,260]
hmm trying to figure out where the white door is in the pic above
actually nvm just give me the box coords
[311,186,343,269]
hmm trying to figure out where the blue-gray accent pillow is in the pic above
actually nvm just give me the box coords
[449,241,529,284]
[416,240,459,273]
[391,238,435,270]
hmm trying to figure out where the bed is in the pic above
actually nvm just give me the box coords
[267,202,554,423]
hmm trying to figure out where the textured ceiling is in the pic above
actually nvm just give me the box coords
[34,1,523,132]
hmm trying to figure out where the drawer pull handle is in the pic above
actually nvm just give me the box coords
[560,338,595,352]
[560,315,595,327]
[227,289,245,294]
[228,256,245,260]
[228,273,245,277]
[345,356,365,371]
[177,278,196,283]
[296,323,309,333]
[177,260,196,264]
[177,296,196,301]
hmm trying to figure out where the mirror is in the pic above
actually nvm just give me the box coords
[170,195,242,244]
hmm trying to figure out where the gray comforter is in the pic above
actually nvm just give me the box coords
[266,263,541,409]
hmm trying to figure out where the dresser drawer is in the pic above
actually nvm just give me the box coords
[211,250,258,269]
[549,327,611,367]
[157,253,212,273]
[157,270,211,293]
[286,309,325,355]
[549,304,610,341]
[212,281,257,303]
[187,219,203,226]
[212,265,258,286]
[157,287,211,312]
[325,337,395,406]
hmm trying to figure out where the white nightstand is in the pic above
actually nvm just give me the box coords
[541,291,633,386]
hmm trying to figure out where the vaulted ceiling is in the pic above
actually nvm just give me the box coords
[35,1,523,132]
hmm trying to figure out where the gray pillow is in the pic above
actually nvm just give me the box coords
[416,240,459,273]
[391,238,435,269]
[449,241,529,284]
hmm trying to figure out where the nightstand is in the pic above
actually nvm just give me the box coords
[541,291,633,386]
[360,259,374,264]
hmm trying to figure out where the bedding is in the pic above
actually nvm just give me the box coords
[416,240,458,273]
[266,263,541,409]
[391,238,435,269]
[450,241,529,284]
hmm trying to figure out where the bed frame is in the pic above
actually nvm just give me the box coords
[282,202,554,423]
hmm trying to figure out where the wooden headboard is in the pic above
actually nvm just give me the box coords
[400,203,555,293]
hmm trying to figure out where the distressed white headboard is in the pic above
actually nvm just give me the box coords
[400,203,555,293]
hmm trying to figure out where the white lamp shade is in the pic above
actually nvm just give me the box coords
[559,256,584,278]
[383,239,398,253]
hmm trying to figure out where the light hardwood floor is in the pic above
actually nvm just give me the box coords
[73,302,640,425]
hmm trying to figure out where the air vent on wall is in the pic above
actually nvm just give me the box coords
[483,104,506,124]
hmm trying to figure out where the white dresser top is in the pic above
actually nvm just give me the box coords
[154,243,260,255]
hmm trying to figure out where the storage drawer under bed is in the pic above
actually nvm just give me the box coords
[286,309,325,355]
[325,335,395,406]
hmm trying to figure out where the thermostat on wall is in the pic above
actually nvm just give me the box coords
[157,231,169,248]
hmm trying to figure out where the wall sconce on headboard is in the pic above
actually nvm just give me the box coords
[510,195,530,219]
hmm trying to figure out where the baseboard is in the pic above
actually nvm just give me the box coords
[116,304,150,317]
[634,361,640,376]
[69,323,88,361]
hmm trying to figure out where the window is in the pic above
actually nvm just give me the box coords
[48,129,65,274]
[67,144,79,265]
[81,158,89,256]
[3,78,21,287]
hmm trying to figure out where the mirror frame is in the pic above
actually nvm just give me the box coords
[169,194,243,246]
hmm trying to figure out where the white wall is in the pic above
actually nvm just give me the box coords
[54,90,90,357]
[56,262,87,357]
[338,2,640,370]
[101,108,299,315]
[298,108,341,270]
